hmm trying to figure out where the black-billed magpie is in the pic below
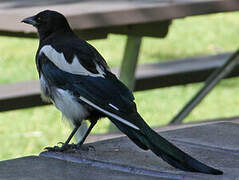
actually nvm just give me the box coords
[22,10,222,175]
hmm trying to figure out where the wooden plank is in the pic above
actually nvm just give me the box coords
[0,81,48,112]
[133,53,234,91]
[0,0,238,38]
[0,52,236,112]
[39,122,238,178]
[104,21,171,38]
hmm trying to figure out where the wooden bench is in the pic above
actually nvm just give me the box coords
[1,0,239,123]
[1,52,238,112]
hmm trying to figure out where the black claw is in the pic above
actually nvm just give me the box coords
[44,142,68,152]
[45,145,66,152]
[44,146,64,152]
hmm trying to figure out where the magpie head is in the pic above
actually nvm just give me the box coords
[22,10,71,39]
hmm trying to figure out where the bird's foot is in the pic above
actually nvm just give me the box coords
[65,143,95,152]
[44,142,75,152]
[44,142,95,153]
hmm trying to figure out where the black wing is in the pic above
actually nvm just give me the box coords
[39,53,138,130]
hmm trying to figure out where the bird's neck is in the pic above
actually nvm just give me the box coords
[38,27,73,43]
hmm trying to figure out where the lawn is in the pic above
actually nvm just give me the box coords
[0,12,239,160]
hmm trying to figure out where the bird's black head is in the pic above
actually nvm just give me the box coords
[22,10,71,40]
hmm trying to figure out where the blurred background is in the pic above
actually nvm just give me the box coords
[0,12,239,161]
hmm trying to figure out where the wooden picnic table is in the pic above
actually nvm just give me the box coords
[1,120,239,179]
[1,0,239,123]
[0,0,238,39]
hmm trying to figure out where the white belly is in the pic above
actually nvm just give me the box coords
[40,75,89,124]
[53,88,89,124]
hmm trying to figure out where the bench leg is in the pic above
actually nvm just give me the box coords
[170,49,239,124]
[119,35,142,90]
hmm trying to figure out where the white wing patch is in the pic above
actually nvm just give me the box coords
[79,96,140,130]
[109,103,119,111]
[39,45,105,78]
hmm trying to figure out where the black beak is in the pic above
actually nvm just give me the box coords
[21,16,37,26]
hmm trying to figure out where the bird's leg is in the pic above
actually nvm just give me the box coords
[62,125,80,148]
[77,119,97,149]
[45,123,81,152]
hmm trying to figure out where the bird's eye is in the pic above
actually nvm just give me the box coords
[37,17,41,21]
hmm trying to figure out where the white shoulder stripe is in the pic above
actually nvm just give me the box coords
[79,96,140,130]
[39,45,105,78]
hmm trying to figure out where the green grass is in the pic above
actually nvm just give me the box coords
[1,12,239,160]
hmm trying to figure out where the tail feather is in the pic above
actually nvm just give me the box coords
[109,114,223,175]
[110,118,148,150]
[147,129,222,174]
